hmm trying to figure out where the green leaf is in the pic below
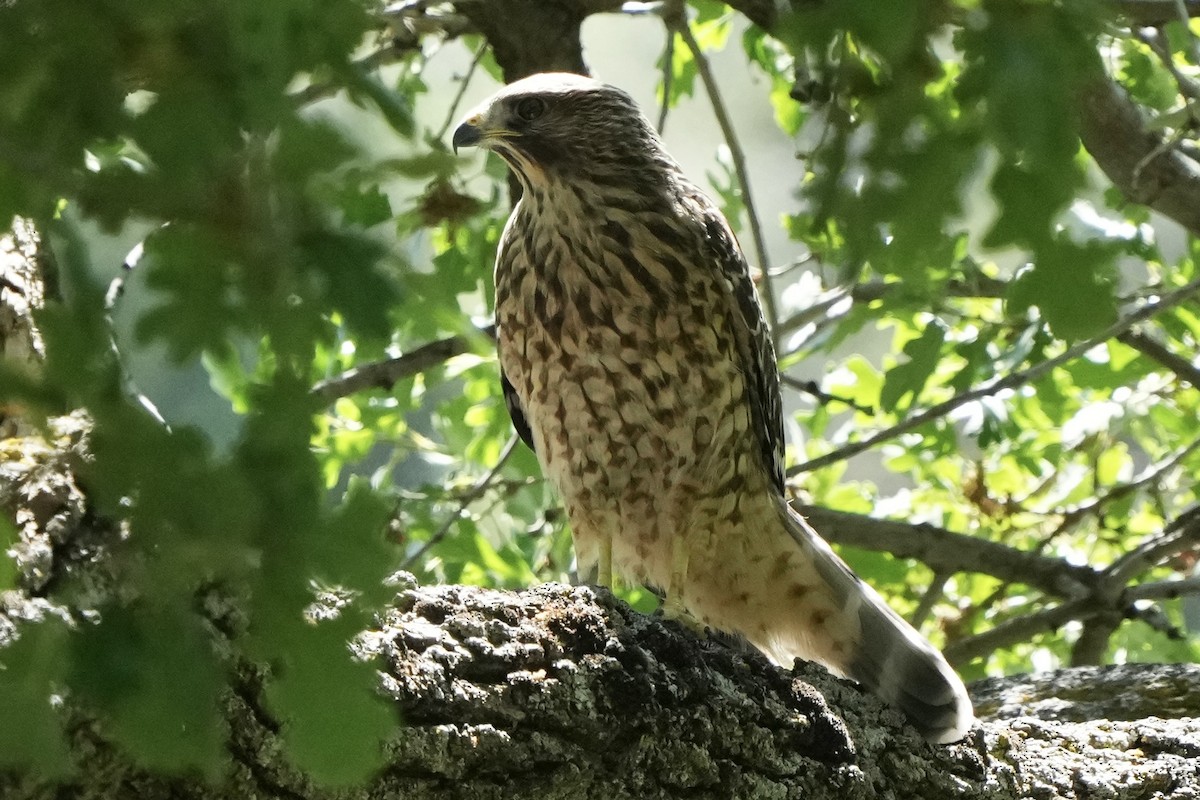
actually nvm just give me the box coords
[69,604,225,776]
[1008,239,1119,341]
[0,516,17,590]
[959,1,1097,247]
[880,320,946,413]
[0,620,71,777]
[1118,40,1179,111]
[335,182,392,228]
[659,33,699,108]
[267,622,393,786]
[344,64,415,138]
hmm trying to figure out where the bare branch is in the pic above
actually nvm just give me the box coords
[312,325,496,401]
[1118,329,1200,387]
[656,24,674,133]
[454,0,621,80]
[776,276,1009,341]
[1070,613,1123,667]
[1052,434,1200,523]
[1107,504,1200,585]
[945,507,1200,664]
[792,504,1098,599]
[1116,0,1200,24]
[1123,601,1186,639]
[1127,574,1200,601]
[909,570,950,629]
[943,598,1090,665]
[781,376,874,414]
[435,42,488,142]
[787,276,1200,476]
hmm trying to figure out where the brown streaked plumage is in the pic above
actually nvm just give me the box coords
[453,72,973,743]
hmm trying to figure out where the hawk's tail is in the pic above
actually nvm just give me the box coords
[774,501,974,744]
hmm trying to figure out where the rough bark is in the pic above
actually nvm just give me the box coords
[0,219,48,439]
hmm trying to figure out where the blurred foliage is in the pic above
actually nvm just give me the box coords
[2,0,1200,788]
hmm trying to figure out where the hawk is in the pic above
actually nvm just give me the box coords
[453,72,973,743]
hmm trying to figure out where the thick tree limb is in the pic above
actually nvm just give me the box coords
[793,505,1099,600]
[6,580,1200,799]
[970,661,1200,721]
[1078,75,1200,238]
[450,0,622,80]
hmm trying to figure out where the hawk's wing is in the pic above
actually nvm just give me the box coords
[695,197,786,495]
[501,368,536,454]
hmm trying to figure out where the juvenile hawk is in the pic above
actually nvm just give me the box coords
[453,72,973,743]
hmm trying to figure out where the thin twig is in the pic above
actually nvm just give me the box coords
[436,43,487,142]
[781,375,874,414]
[1107,503,1200,585]
[401,433,522,569]
[787,276,1200,476]
[1052,434,1200,523]
[1123,602,1185,638]
[657,26,675,133]
[669,9,779,338]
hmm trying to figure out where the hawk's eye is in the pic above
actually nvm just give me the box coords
[515,97,546,122]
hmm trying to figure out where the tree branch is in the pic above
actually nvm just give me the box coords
[1107,503,1200,585]
[11,578,1200,797]
[1127,574,1200,600]
[1049,434,1200,524]
[792,505,1099,599]
[312,325,495,401]
[776,276,1009,341]
[943,598,1092,664]
[400,432,521,569]
[453,0,622,80]
[1118,329,1200,387]
[1078,75,1200,238]
[1116,0,1200,25]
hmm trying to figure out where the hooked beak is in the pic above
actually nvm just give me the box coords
[452,115,485,153]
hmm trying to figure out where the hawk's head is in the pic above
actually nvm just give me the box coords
[452,72,663,190]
